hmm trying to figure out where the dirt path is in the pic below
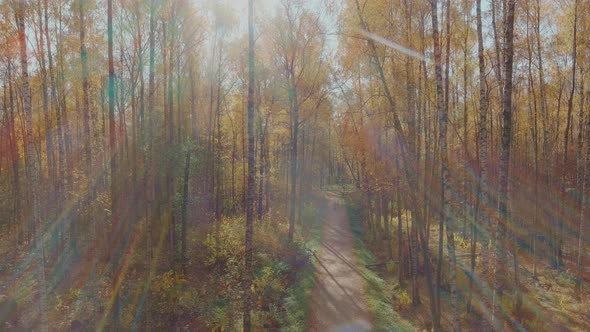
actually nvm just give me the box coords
[309,194,372,332]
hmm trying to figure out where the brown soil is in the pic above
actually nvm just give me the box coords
[308,194,372,332]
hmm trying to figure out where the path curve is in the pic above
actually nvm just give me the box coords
[309,194,372,332]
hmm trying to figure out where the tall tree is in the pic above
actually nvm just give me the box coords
[286,3,300,242]
[44,0,66,237]
[143,0,157,327]
[474,0,491,319]
[15,0,47,329]
[565,0,579,271]
[5,60,21,240]
[79,0,92,175]
[107,0,119,328]
[493,0,516,328]
[430,1,455,330]
[243,0,255,330]
[37,3,55,186]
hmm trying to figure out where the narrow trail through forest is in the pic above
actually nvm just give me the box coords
[308,193,373,332]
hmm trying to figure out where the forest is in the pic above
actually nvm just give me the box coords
[0,0,589,330]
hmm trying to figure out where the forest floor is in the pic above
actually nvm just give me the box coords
[355,206,590,332]
[308,192,373,331]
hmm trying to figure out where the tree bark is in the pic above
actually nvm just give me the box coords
[430,1,453,330]
[493,0,516,328]
[180,150,190,274]
[16,2,47,329]
[80,0,92,175]
[38,4,55,186]
[144,0,157,328]
[288,73,299,241]
[475,0,492,323]
[107,0,120,328]
[6,62,22,241]
[243,0,255,329]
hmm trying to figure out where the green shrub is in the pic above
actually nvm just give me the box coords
[150,271,199,329]
[398,290,412,307]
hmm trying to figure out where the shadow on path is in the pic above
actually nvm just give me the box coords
[308,195,372,332]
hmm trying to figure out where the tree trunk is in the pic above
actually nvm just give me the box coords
[45,0,66,258]
[298,128,305,227]
[564,0,579,270]
[575,88,589,298]
[258,116,267,220]
[288,74,299,241]
[180,150,190,274]
[6,62,22,242]
[475,0,494,324]
[396,193,402,283]
[144,0,157,328]
[494,0,516,328]
[80,0,92,175]
[16,2,47,329]
[107,0,120,328]
[443,1,458,330]
[430,1,452,329]
[38,5,55,187]
[535,0,556,268]
[243,0,255,329]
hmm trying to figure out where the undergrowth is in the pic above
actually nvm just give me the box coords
[344,194,416,332]
[281,199,325,331]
